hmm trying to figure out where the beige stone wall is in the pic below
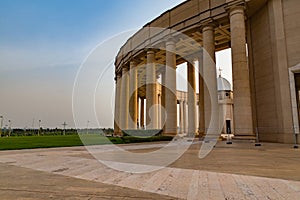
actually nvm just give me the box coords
[283,0,300,67]
[250,4,278,142]
[282,0,300,144]
[249,0,298,143]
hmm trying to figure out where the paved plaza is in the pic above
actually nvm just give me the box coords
[0,141,299,199]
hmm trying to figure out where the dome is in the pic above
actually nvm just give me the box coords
[217,76,232,91]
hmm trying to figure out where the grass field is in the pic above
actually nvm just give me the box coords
[0,135,123,150]
[0,135,173,151]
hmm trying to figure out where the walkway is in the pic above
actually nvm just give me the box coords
[0,142,299,199]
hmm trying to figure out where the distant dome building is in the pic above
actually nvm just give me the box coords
[217,74,234,136]
[217,76,232,91]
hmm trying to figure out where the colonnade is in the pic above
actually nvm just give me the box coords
[114,5,254,138]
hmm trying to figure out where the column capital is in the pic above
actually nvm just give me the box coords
[225,0,245,15]
[145,49,155,54]
[122,66,129,72]
[201,23,216,33]
[228,5,245,17]
[146,49,156,65]
[165,38,176,53]
[114,73,122,81]
[165,36,176,44]
[130,57,141,65]
[129,60,138,69]
[200,18,217,32]
[166,39,176,47]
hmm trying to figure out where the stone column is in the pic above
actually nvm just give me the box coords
[202,24,219,135]
[198,51,205,137]
[120,67,129,131]
[114,74,121,135]
[146,50,158,129]
[161,69,166,130]
[179,101,184,134]
[129,61,138,129]
[140,97,145,129]
[158,94,161,129]
[164,39,177,135]
[229,6,254,136]
[183,101,187,133]
[188,61,197,137]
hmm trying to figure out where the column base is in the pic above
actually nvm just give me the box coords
[163,132,177,136]
[186,132,197,138]
[114,132,123,137]
[232,135,256,142]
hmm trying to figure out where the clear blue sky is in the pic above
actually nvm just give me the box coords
[0,0,231,129]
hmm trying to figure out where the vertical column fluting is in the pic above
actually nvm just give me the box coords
[164,39,177,135]
[146,50,158,129]
[114,74,122,135]
[120,67,129,131]
[202,24,219,134]
[229,6,254,136]
[187,61,197,136]
[129,61,138,129]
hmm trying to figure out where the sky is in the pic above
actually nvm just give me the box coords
[0,0,232,129]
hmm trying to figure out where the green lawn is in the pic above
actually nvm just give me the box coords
[0,135,173,151]
[0,135,123,151]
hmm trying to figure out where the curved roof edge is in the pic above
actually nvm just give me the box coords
[114,0,267,76]
[217,76,232,91]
